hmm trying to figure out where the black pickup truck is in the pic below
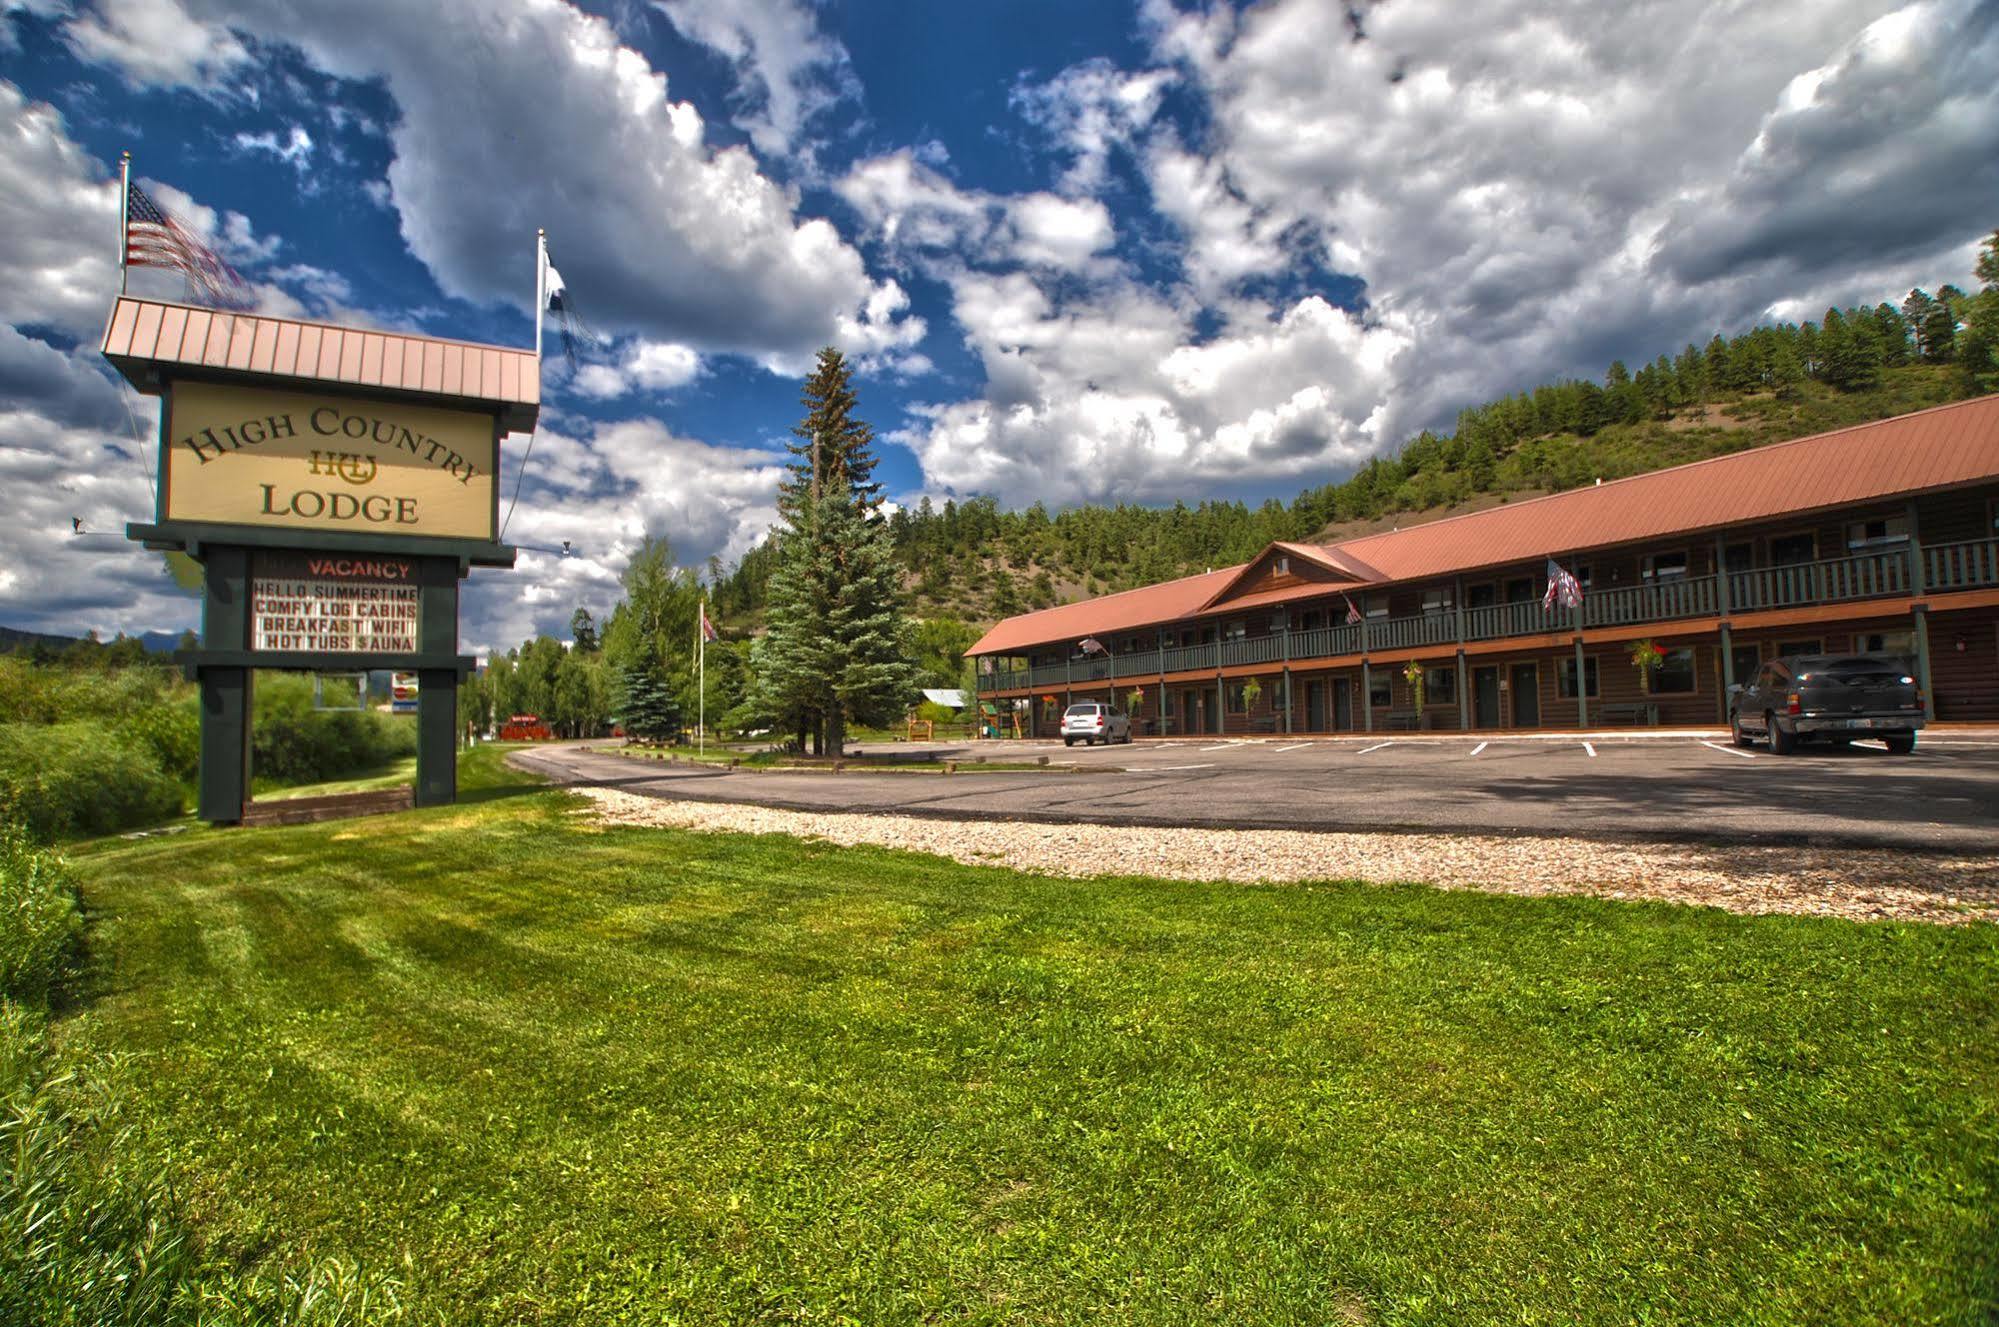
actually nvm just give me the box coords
[1728,654,1925,754]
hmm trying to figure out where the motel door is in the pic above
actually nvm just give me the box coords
[1305,680,1327,732]
[1181,690,1197,736]
[1333,678,1352,731]
[1509,663,1540,727]
[1473,666,1502,728]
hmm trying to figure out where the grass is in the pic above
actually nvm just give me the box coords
[42,783,1999,1324]
[249,742,545,802]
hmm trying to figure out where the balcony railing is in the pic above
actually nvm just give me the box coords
[1464,599,1552,641]
[1586,573,1719,628]
[1927,536,1999,592]
[981,541,1999,693]
[1726,548,1909,612]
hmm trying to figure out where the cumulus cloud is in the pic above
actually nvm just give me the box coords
[837,150,1117,274]
[650,0,857,162]
[569,339,704,399]
[63,0,922,368]
[465,417,786,653]
[62,0,248,88]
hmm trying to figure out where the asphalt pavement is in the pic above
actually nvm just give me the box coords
[511,729,1999,852]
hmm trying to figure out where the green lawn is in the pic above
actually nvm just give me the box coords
[48,784,1999,1324]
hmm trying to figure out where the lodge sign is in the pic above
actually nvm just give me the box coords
[249,551,419,654]
[165,380,498,540]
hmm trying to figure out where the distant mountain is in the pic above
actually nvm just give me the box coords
[0,625,189,655]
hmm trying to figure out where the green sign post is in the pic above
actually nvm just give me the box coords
[105,296,540,823]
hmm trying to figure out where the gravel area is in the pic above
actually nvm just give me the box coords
[573,786,1999,925]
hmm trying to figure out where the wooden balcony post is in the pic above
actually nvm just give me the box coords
[1456,647,1470,731]
[1215,672,1226,737]
[1573,636,1588,729]
[1713,534,1731,618]
[1361,659,1373,734]
[1157,629,1166,737]
[1906,499,1925,598]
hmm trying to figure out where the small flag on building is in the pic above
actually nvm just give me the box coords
[1078,637,1107,655]
[699,603,719,642]
[1543,558,1584,612]
[124,180,251,308]
[1343,595,1362,625]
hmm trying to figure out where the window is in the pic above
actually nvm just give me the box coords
[1723,542,1754,573]
[1573,563,1594,591]
[1424,666,1458,705]
[1364,594,1390,618]
[1642,551,1688,581]
[1648,646,1697,694]
[1273,555,1291,575]
[1421,587,1454,615]
[1224,621,1247,641]
[1777,638,1822,657]
[1730,645,1760,686]
[1297,608,1324,632]
[1504,577,1535,603]
[1769,533,1816,566]
[1226,684,1247,714]
[1368,672,1392,708]
[1270,611,1288,633]
[1859,630,1914,657]
[1846,515,1909,549]
[1199,626,1217,645]
[1464,583,1497,609]
[1557,656,1600,699]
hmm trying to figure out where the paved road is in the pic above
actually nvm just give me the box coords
[511,731,1999,852]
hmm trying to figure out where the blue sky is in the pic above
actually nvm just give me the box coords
[1,0,1994,651]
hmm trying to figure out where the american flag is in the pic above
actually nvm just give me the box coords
[698,604,719,642]
[1343,594,1362,625]
[124,183,250,308]
[1078,636,1107,655]
[1542,558,1584,612]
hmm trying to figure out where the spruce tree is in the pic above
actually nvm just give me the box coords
[756,348,919,756]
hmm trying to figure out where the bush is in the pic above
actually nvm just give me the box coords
[251,674,417,784]
[0,722,187,842]
[0,829,82,1005]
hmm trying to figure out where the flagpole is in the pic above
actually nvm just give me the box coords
[533,228,545,358]
[697,603,706,757]
[118,152,131,295]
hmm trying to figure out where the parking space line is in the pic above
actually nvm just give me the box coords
[1274,742,1315,752]
[1583,742,1596,757]
[1468,741,1487,757]
[1153,763,1215,771]
[1700,740,1756,760]
[1199,743,1237,751]
[1358,740,1395,754]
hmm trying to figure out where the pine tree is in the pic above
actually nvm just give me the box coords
[569,606,599,653]
[757,348,919,756]
[616,656,682,743]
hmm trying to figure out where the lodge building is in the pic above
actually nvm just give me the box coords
[968,396,1999,736]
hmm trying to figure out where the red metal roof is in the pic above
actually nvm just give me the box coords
[1327,394,1999,583]
[969,395,1999,655]
[100,296,541,432]
[968,566,1241,656]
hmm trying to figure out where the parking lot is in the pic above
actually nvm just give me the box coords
[519,729,1999,852]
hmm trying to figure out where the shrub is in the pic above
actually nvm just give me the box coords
[0,829,82,1004]
[0,722,186,842]
[251,674,417,784]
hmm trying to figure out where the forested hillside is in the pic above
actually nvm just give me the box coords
[708,236,1998,641]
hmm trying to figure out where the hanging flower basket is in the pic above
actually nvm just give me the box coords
[1628,639,1666,672]
[1401,659,1426,711]
[1241,676,1263,709]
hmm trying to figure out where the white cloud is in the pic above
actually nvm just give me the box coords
[62,0,248,88]
[1011,57,1173,195]
[464,417,786,653]
[650,0,856,162]
[568,339,704,399]
[64,0,920,367]
[836,150,1116,274]
[233,124,314,175]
